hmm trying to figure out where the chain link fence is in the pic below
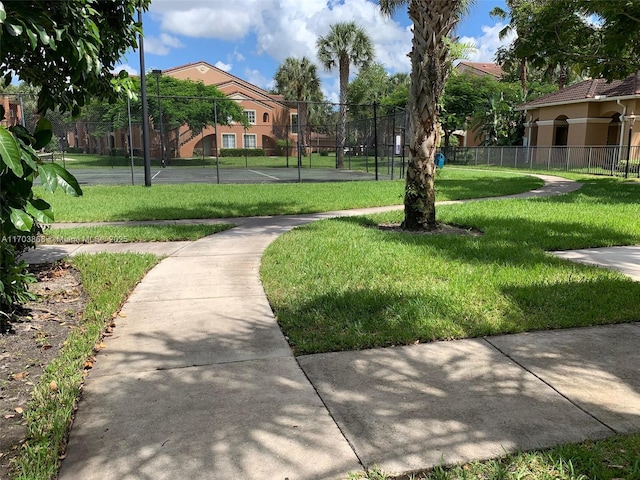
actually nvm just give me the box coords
[3,93,638,182]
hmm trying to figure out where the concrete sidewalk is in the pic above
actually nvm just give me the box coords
[36,174,640,479]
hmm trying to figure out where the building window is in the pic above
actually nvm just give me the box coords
[291,114,298,134]
[244,110,256,124]
[263,112,269,123]
[222,133,236,148]
[243,134,257,149]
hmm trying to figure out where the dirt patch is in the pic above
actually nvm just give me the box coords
[0,262,87,478]
[378,222,484,236]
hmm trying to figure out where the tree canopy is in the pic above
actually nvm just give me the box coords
[347,63,410,119]
[1,0,150,316]
[494,0,640,85]
[0,0,150,115]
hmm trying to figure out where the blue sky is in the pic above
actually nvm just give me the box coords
[116,0,512,102]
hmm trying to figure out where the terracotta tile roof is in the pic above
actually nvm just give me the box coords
[456,61,504,78]
[519,71,640,109]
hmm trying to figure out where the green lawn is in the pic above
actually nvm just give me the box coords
[261,176,640,355]
[44,224,233,244]
[355,433,640,479]
[37,169,542,222]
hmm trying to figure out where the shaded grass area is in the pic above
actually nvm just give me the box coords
[43,224,233,244]
[35,169,542,222]
[12,253,159,480]
[355,433,640,479]
[261,177,640,355]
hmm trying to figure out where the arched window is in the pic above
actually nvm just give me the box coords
[263,112,269,123]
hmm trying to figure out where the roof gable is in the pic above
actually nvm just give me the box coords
[162,61,287,107]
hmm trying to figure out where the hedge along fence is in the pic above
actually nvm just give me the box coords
[219,148,265,157]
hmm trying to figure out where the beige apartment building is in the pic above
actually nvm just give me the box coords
[518,72,640,149]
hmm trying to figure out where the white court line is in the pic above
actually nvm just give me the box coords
[152,169,163,180]
[248,169,279,180]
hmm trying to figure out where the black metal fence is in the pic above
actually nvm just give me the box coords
[442,145,640,178]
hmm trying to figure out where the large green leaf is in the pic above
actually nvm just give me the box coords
[0,3,6,23]
[37,164,58,193]
[26,199,54,224]
[33,117,53,150]
[38,163,82,197]
[6,22,23,36]
[0,127,23,176]
[9,207,34,232]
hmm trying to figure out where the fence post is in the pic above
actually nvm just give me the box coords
[373,101,379,181]
[127,96,135,185]
[296,100,302,183]
[547,147,552,171]
[138,8,152,187]
[214,99,220,184]
[475,147,478,166]
[391,108,396,180]
[587,147,592,174]
[566,147,571,171]
[514,147,518,168]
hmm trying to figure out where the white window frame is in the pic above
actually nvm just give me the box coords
[291,113,298,134]
[243,133,257,149]
[222,133,236,149]
[244,110,256,125]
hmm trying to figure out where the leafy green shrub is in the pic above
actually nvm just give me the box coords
[220,148,265,157]
[65,147,84,154]
[110,148,126,157]
[275,139,293,155]
[1,116,82,321]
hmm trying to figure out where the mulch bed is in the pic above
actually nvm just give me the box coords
[0,262,87,478]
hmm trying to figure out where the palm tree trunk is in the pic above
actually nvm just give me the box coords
[403,0,459,231]
[558,62,569,90]
[336,56,349,169]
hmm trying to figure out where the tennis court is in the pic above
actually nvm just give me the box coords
[60,165,398,186]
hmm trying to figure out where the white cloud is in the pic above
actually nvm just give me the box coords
[459,22,515,63]
[147,0,411,102]
[151,0,270,40]
[144,33,185,56]
[112,64,138,76]
[230,47,245,63]
[243,68,272,90]
[215,61,233,72]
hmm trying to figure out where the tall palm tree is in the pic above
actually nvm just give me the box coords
[317,22,374,169]
[273,57,322,159]
[378,0,472,230]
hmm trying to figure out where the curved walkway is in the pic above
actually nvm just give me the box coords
[41,174,640,479]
